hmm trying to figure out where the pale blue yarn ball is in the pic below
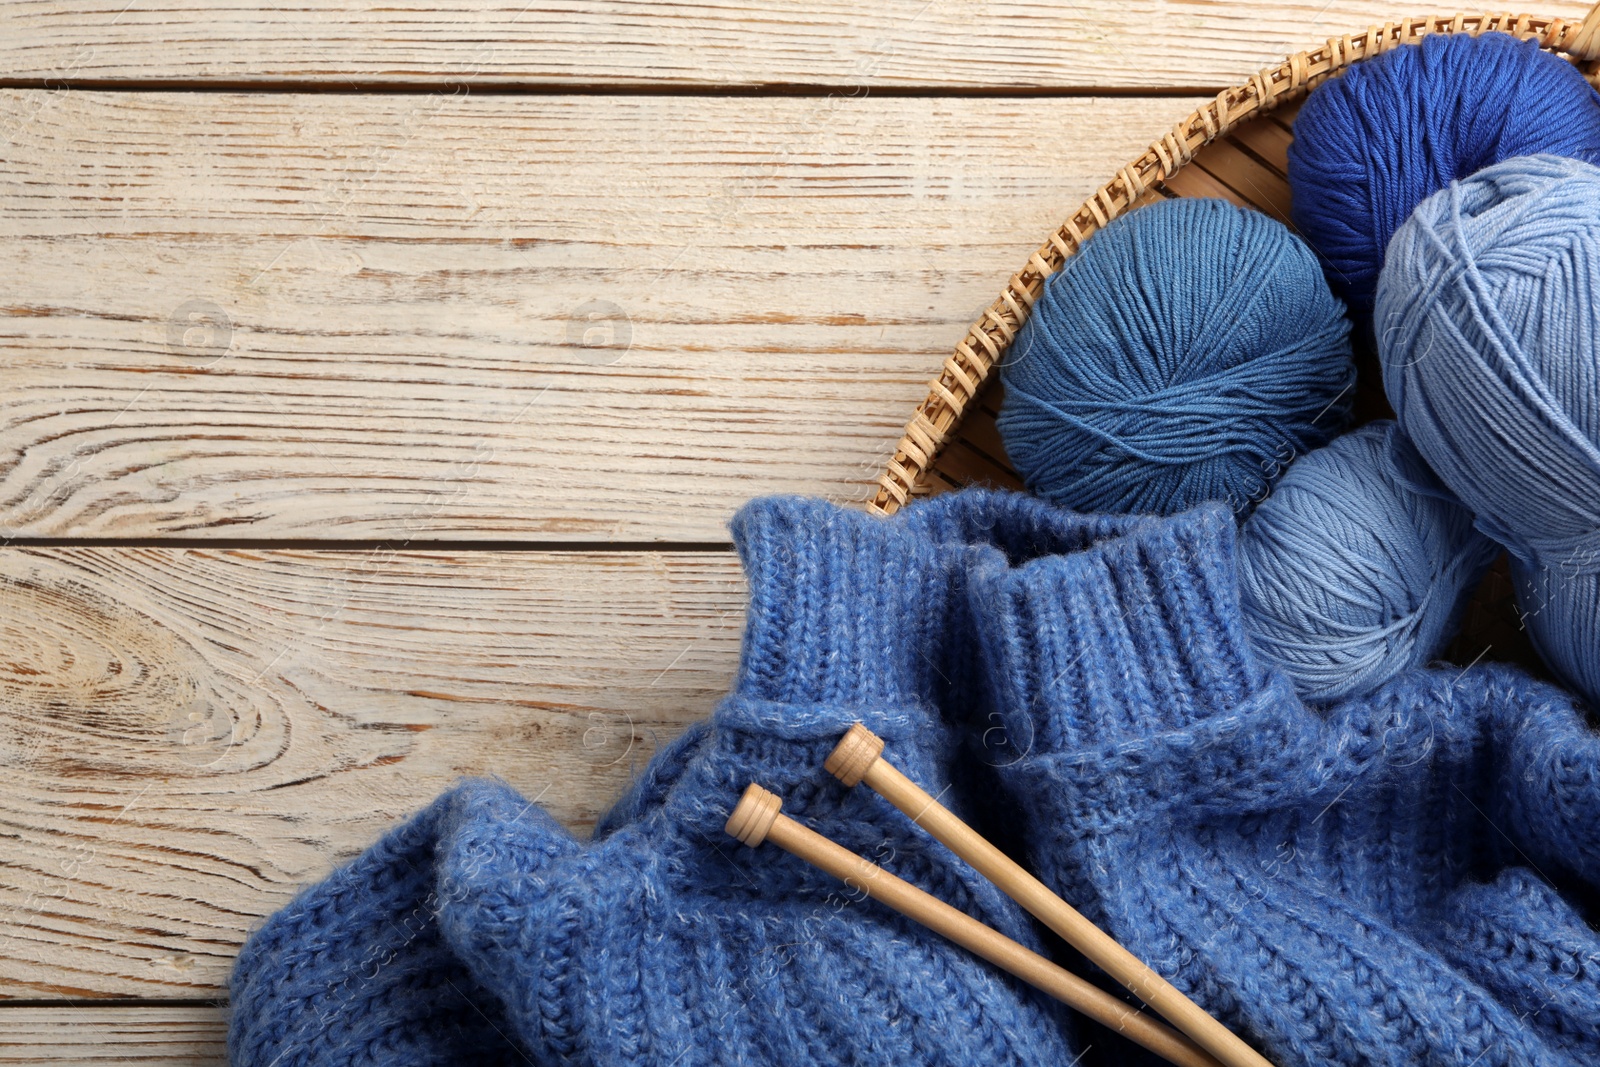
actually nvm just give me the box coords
[1238,422,1497,703]
[1377,154,1600,709]
[998,197,1355,517]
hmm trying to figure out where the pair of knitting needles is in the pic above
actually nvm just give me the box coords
[725,723,1274,1067]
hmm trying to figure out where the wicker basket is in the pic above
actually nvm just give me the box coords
[866,6,1600,668]
[870,6,1600,516]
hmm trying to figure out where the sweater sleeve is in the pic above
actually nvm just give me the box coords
[965,501,1320,830]
[593,495,980,842]
[229,780,544,1067]
[964,498,1600,875]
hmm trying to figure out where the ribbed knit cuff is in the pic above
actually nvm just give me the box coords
[968,503,1278,754]
[727,496,966,717]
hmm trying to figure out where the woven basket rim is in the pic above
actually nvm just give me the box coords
[867,6,1600,516]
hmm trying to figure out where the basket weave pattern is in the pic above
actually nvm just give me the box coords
[869,7,1600,516]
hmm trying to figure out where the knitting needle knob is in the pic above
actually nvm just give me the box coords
[725,778,783,846]
[822,722,883,787]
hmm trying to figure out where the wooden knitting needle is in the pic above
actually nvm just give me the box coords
[825,723,1275,1067]
[726,783,1223,1067]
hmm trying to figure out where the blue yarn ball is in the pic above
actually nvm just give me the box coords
[1289,31,1600,329]
[1377,153,1600,709]
[997,197,1354,517]
[1238,421,1497,703]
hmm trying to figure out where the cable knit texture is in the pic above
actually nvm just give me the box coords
[965,502,1600,1067]
[231,491,1600,1067]
[230,491,1131,1067]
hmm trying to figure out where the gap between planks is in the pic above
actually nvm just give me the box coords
[0,80,1235,96]
[5,1,1592,88]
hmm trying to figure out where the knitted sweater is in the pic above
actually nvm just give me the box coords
[230,491,1600,1067]
[229,491,1120,1067]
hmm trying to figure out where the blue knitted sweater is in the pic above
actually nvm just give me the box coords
[230,491,1600,1067]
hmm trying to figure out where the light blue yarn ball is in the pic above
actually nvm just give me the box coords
[1377,154,1600,709]
[1238,422,1497,704]
[998,198,1355,517]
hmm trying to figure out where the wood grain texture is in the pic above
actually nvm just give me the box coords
[5,2,1592,88]
[0,546,745,997]
[14,0,1577,1051]
[0,1006,224,1064]
[0,90,1203,541]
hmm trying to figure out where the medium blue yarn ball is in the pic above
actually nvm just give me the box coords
[1377,153,1600,709]
[1289,31,1600,329]
[1238,421,1497,703]
[997,197,1354,517]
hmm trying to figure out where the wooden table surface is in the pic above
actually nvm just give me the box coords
[2,2,1588,1059]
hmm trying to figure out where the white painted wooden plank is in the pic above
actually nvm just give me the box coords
[0,547,745,997]
[5,2,1591,88]
[0,91,1202,540]
[0,1006,224,1065]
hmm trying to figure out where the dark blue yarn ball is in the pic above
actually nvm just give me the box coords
[997,197,1354,517]
[1289,30,1600,330]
